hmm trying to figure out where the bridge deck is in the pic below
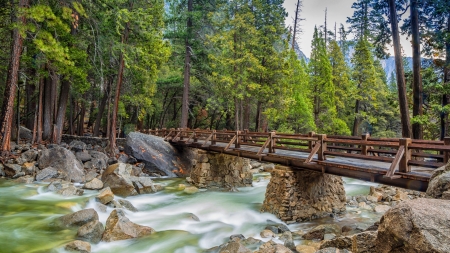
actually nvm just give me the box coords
[147,129,449,192]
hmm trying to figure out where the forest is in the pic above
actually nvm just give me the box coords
[0,0,449,155]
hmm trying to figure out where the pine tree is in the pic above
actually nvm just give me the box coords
[328,40,354,130]
[309,27,349,134]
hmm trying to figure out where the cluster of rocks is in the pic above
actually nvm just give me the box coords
[346,185,425,214]
[261,165,346,222]
[58,206,154,252]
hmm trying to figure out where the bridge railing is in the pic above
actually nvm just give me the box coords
[146,128,450,179]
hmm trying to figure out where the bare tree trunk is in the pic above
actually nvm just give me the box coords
[291,0,302,49]
[94,79,110,137]
[53,79,70,143]
[411,0,423,140]
[180,0,193,128]
[440,13,450,140]
[25,69,36,129]
[78,98,86,136]
[255,101,261,132]
[243,97,250,130]
[36,76,44,143]
[0,0,28,154]
[42,69,53,140]
[388,0,412,138]
[109,21,129,156]
[352,99,361,136]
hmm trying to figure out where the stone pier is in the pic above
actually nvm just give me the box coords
[189,150,253,189]
[261,165,346,222]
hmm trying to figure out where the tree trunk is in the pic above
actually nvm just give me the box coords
[94,79,110,137]
[180,0,193,128]
[388,0,412,138]
[36,76,44,143]
[440,13,450,140]
[292,0,301,49]
[78,101,86,136]
[352,99,361,136]
[411,0,423,140]
[243,97,250,130]
[255,101,261,132]
[42,69,53,140]
[109,21,130,156]
[25,69,36,130]
[53,79,70,143]
[0,0,28,154]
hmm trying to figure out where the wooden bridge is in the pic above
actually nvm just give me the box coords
[146,129,450,192]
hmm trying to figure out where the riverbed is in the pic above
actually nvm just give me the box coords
[0,174,382,253]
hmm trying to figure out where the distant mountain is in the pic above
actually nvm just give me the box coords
[293,41,309,63]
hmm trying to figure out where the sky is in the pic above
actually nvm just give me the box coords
[283,0,412,57]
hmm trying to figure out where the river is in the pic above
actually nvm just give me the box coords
[0,174,382,253]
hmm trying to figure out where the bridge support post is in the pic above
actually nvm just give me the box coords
[235,131,241,149]
[318,134,327,161]
[308,131,315,150]
[399,138,412,173]
[269,131,276,153]
[445,137,450,163]
[211,130,216,145]
[261,165,346,222]
[361,134,369,155]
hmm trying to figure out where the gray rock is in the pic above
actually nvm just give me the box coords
[352,231,377,253]
[57,185,84,196]
[101,163,138,197]
[36,167,60,181]
[260,229,275,238]
[255,240,293,253]
[20,149,38,163]
[77,220,104,244]
[320,236,352,250]
[127,156,137,164]
[218,240,252,253]
[84,178,103,190]
[130,176,157,194]
[76,151,92,163]
[64,240,91,253]
[118,154,129,163]
[101,209,155,242]
[47,180,65,192]
[58,209,99,228]
[324,233,336,240]
[303,224,341,240]
[38,146,85,183]
[87,150,109,170]
[0,164,4,177]
[95,203,108,213]
[69,140,87,152]
[84,170,98,182]
[4,163,23,178]
[376,198,450,253]
[118,199,138,212]
[426,163,450,199]
[107,199,123,209]
[230,234,245,240]
[124,132,193,177]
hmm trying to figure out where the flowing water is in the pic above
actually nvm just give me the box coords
[0,174,382,253]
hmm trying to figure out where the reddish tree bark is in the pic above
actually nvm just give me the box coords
[411,0,423,140]
[0,0,29,155]
[109,21,130,156]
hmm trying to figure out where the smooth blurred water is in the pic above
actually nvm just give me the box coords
[0,174,381,253]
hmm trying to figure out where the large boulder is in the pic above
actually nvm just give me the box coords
[58,209,99,228]
[101,209,155,242]
[77,220,104,244]
[101,163,138,197]
[3,163,24,178]
[255,240,293,253]
[37,146,85,183]
[426,163,450,199]
[376,198,450,253]
[124,132,193,177]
